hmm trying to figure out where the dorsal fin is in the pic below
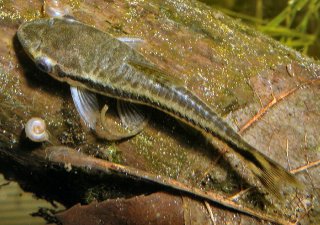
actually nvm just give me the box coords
[117,37,144,48]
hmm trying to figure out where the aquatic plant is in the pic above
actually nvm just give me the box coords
[205,0,320,57]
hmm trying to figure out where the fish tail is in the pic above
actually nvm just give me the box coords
[242,146,303,198]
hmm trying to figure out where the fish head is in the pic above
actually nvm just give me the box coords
[17,17,86,84]
[17,18,58,75]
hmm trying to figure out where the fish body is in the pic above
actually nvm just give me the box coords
[17,18,300,196]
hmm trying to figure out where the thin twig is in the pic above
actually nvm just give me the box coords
[286,139,291,170]
[240,78,320,133]
[239,95,277,133]
[228,188,252,201]
[240,87,296,133]
[44,146,296,225]
[204,201,216,225]
[292,192,312,225]
[290,159,320,174]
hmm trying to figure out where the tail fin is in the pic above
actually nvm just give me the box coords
[204,127,302,197]
[243,147,303,198]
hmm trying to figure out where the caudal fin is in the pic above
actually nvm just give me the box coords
[245,148,303,198]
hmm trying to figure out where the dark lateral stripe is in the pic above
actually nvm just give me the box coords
[229,143,265,171]
[58,67,268,174]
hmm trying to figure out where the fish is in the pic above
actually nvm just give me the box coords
[17,17,302,197]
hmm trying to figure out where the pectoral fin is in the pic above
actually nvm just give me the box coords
[70,87,148,141]
[70,86,99,129]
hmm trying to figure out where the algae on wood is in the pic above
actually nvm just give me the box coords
[0,0,319,224]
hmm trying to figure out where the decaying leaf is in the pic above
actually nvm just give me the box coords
[56,192,271,225]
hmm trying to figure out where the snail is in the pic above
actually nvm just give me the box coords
[25,117,49,143]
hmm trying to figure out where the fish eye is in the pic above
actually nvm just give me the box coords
[35,57,53,73]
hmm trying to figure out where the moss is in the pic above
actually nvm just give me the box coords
[100,144,123,164]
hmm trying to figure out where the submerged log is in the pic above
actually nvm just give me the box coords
[0,0,319,224]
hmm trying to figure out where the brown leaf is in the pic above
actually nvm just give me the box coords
[56,192,184,225]
[56,192,267,225]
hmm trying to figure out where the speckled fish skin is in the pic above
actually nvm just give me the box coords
[17,17,300,196]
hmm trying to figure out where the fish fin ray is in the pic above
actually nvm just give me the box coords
[246,149,303,198]
[117,100,149,130]
[70,86,99,129]
[117,37,144,48]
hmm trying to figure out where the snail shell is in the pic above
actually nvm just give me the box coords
[43,0,72,18]
[25,118,49,142]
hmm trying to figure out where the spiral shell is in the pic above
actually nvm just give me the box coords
[43,0,72,18]
[25,118,49,142]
